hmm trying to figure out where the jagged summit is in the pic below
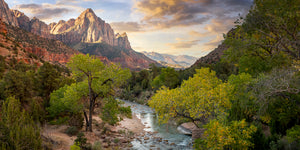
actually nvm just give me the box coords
[116,32,128,38]
[78,8,99,23]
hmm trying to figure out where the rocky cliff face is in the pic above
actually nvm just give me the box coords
[49,8,131,49]
[0,0,18,26]
[5,19,79,65]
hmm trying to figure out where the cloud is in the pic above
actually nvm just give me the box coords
[188,30,210,37]
[110,22,143,32]
[135,0,252,29]
[14,4,71,20]
[204,18,236,34]
[202,35,224,51]
[167,39,200,49]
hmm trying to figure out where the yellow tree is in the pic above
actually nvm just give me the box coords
[149,68,232,127]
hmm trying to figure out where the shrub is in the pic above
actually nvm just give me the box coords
[70,144,81,150]
[65,126,79,136]
[49,116,69,125]
[113,138,119,143]
[92,141,102,150]
[75,132,87,148]
[68,113,84,129]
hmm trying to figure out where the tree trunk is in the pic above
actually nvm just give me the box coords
[88,78,93,132]
[84,111,89,131]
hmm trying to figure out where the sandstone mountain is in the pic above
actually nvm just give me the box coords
[0,0,158,70]
[0,18,81,66]
[142,51,198,68]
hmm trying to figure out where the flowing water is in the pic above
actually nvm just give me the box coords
[121,100,193,150]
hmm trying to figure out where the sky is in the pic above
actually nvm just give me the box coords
[7,0,253,58]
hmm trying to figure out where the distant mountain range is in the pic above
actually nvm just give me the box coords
[142,51,198,68]
[0,0,159,70]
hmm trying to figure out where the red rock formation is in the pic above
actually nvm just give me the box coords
[0,0,18,26]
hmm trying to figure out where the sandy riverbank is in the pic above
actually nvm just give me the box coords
[42,113,145,149]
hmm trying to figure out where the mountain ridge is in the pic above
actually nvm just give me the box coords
[142,51,198,68]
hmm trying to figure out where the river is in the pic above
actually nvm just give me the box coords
[121,100,193,150]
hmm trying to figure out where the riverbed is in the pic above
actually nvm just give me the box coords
[121,100,193,150]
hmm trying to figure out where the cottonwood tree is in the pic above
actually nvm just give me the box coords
[149,68,232,127]
[49,54,131,131]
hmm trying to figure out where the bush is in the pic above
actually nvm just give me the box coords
[0,97,42,149]
[113,138,119,143]
[68,113,84,129]
[70,144,81,150]
[65,126,79,136]
[75,132,87,148]
[49,116,69,125]
[92,141,102,150]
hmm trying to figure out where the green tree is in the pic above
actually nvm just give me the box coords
[223,0,299,76]
[0,70,35,103]
[49,54,131,131]
[0,97,42,150]
[152,67,180,89]
[36,62,64,107]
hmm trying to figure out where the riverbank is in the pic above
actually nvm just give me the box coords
[41,113,146,150]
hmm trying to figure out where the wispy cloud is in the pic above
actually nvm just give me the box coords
[135,0,252,30]
[110,21,143,33]
[167,38,200,49]
[14,3,71,20]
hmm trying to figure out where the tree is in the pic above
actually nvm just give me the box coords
[0,97,42,150]
[223,0,299,76]
[36,62,65,107]
[49,54,131,131]
[0,70,35,103]
[149,68,232,126]
[195,119,257,150]
[152,67,180,89]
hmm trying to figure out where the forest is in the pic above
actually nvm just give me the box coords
[0,0,299,149]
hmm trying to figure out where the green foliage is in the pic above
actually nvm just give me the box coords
[0,97,42,150]
[65,126,79,136]
[227,73,256,121]
[0,55,6,79]
[286,125,300,143]
[49,54,131,131]
[0,70,35,103]
[101,97,132,125]
[29,97,46,122]
[68,113,84,129]
[196,119,257,150]
[152,67,180,89]
[70,144,81,150]
[92,141,102,150]
[36,62,66,106]
[74,132,87,148]
[149,68,232,125]
[222,0,299,76]
[47,84,84,118]
[49,116,70,125]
